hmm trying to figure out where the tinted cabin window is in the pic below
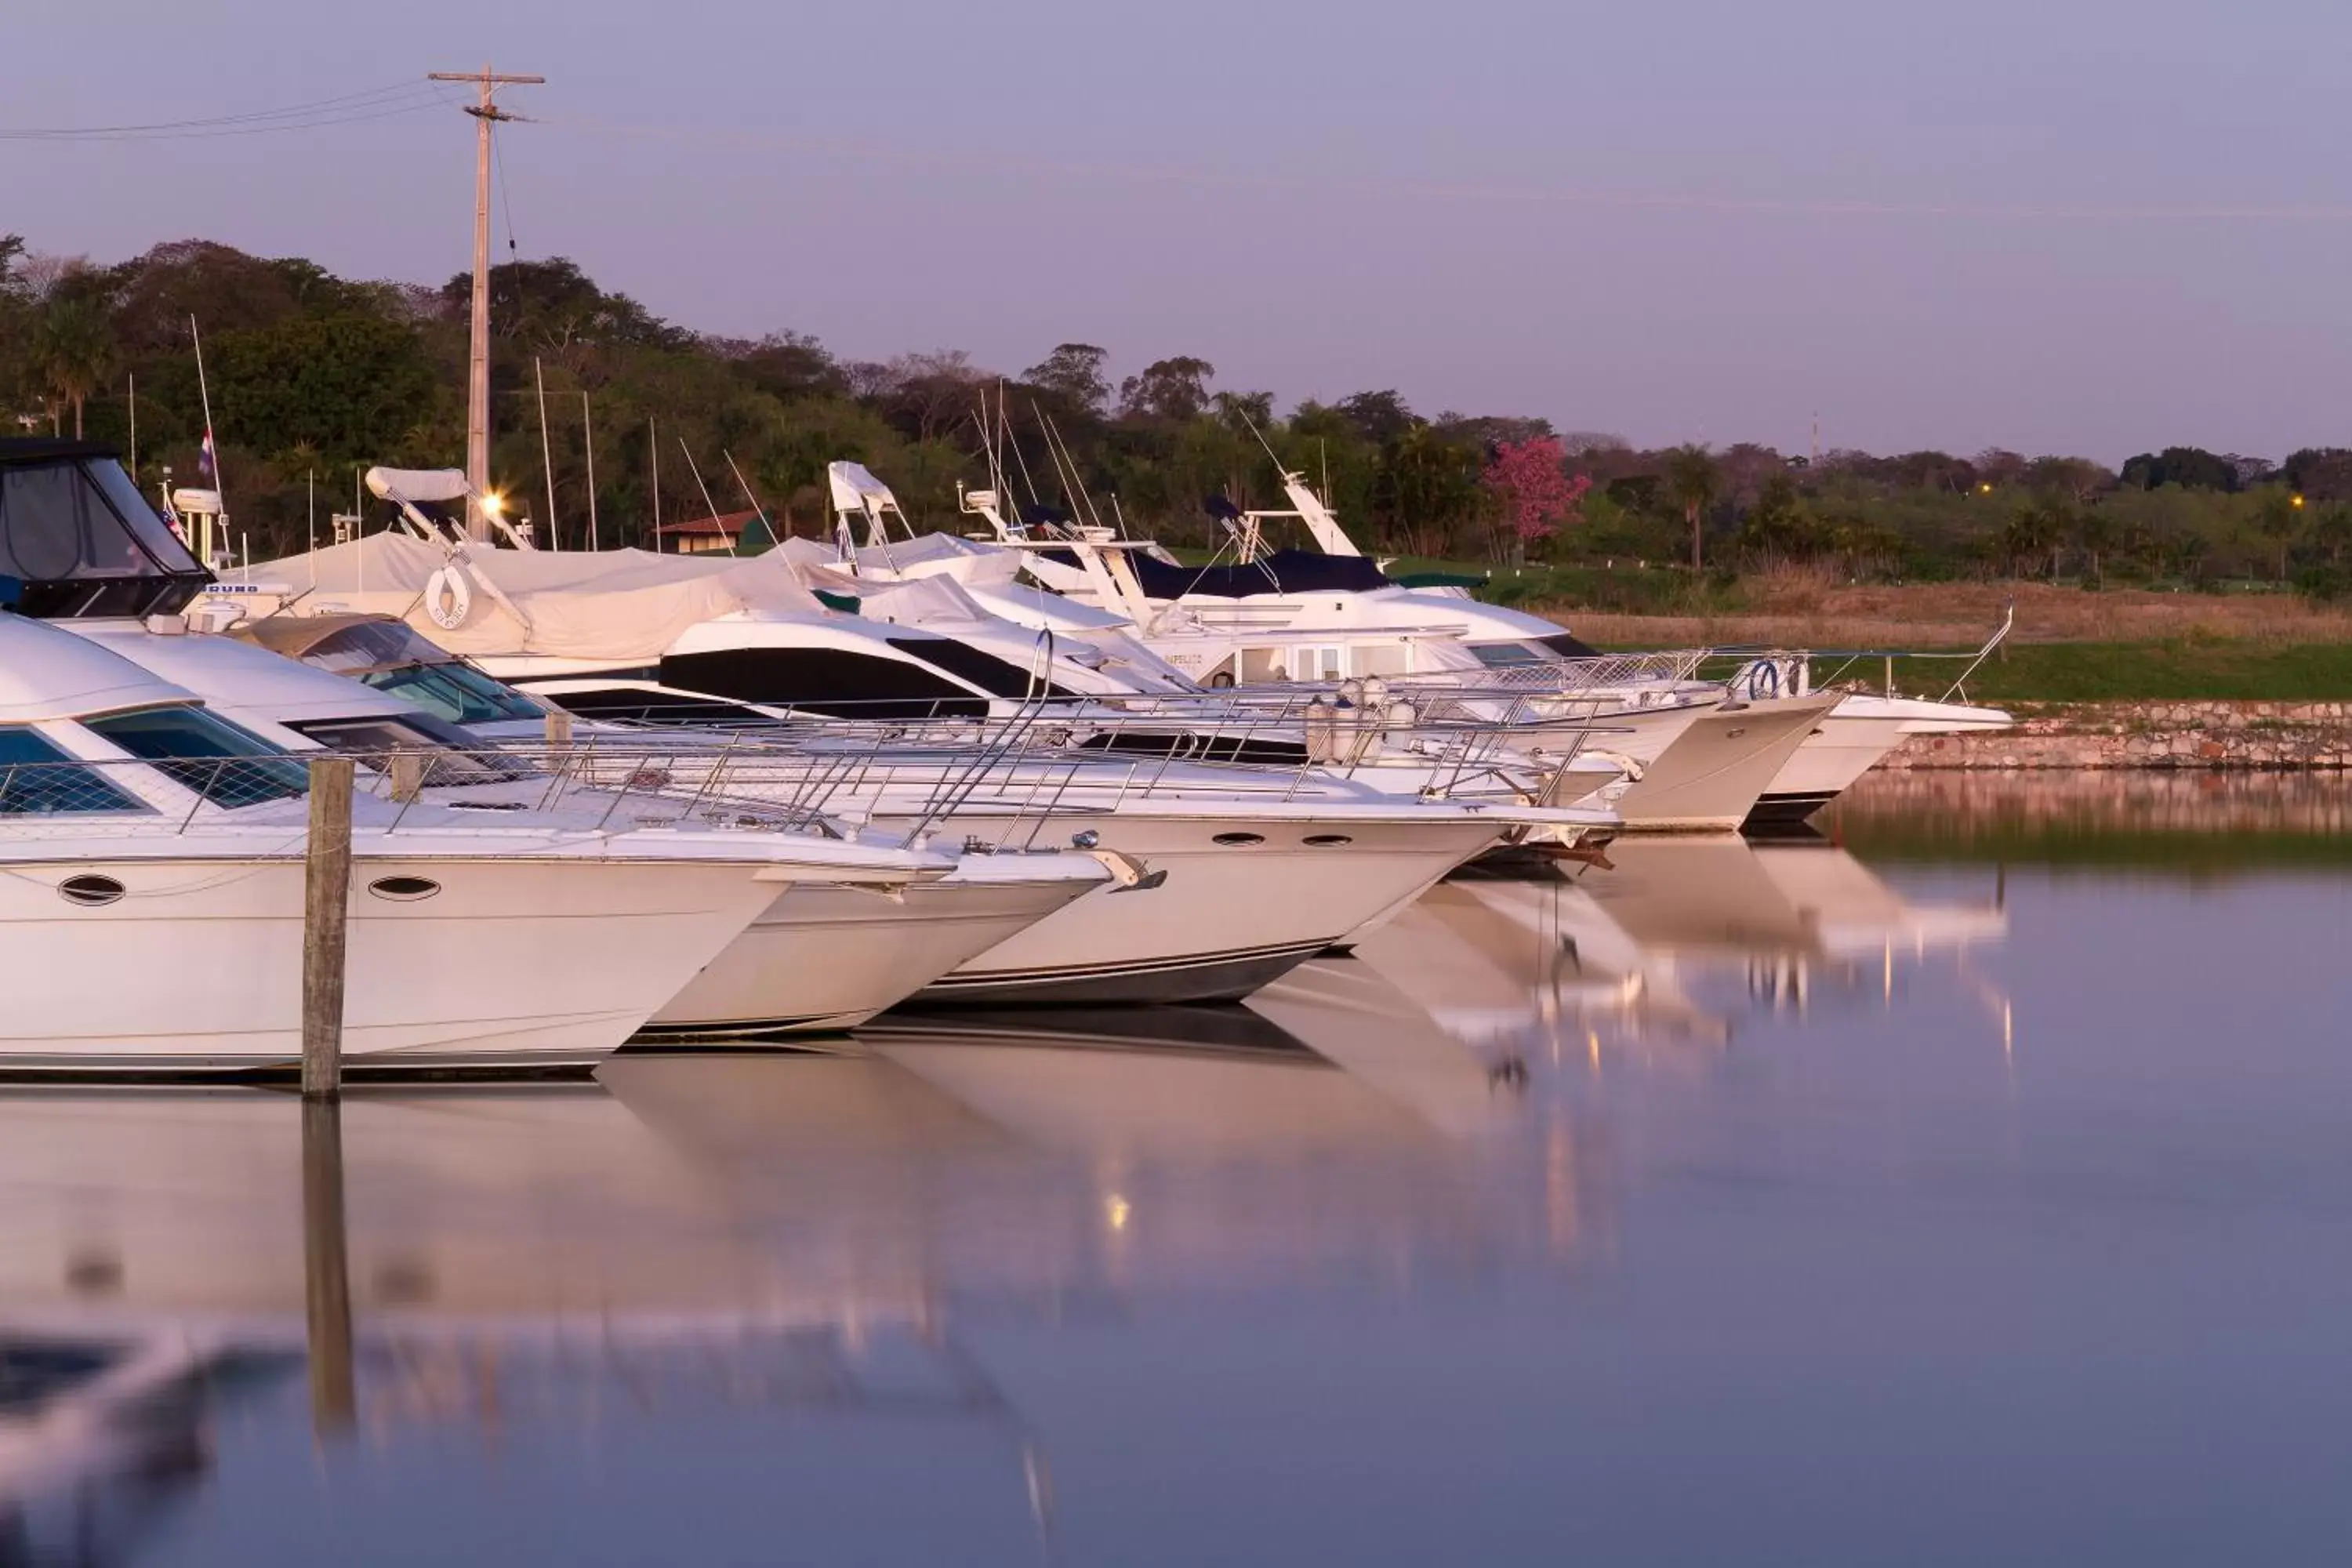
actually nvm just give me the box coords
[82,706,310,808]
[1538,632,1602,659]
[0,727,148,815]
[659,648,987,720]
[358,662,545,724]
[1076,731,1310,765]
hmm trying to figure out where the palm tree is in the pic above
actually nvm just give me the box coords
[30,297,114,440]
[1662,445,1719,571]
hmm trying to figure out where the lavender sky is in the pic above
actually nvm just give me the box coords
[6,0,2345,461]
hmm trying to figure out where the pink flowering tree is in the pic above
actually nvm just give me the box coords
[1480,436,1592,559]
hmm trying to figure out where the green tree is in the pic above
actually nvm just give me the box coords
[1663,444,1719,571]
[30,296,114,438]
[1022,343,1111,412]
[1118,357,1215,422]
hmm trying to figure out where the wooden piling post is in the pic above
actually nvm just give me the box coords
[302,756,356,1099]
[301,1095,356,1434]
[388,749,426,803]
[543,706,573,751]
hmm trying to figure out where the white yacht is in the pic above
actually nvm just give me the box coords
[0,611,918,1073]
[67,615,1115,1038]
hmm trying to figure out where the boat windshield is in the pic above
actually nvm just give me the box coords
[1468,641,1551,668]
[82,706,311,808]
[0,727,151,815]
[359,662,546,725]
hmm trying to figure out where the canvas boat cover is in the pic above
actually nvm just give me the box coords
[249,532,829,660]
[775,537,1005,631]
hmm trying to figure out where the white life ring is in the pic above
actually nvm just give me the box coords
[423,564,474,630]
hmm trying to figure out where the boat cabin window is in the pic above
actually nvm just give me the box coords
[82,706,310,808]
[1241,645,1343,683]
[285,715,535,784]
[0,727,150,816]
[358,661,546,725]
[658,648,988,720]
[1468,641,1549,668]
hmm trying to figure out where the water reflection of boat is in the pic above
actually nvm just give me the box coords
[1349,840,2005,1053]
[1351,877,1730,1049]
[1242,960,1541,1138]
[0,1016,1602,1554]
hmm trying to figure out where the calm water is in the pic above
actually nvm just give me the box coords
[9,776,2352,1566]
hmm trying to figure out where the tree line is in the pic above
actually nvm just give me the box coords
[5,234,2348,595]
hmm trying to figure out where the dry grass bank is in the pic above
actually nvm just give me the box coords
[1544,575,2352,652]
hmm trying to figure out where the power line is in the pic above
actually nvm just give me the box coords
[0,82,443,141]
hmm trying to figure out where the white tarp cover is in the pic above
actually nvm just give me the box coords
[773,538,1000,630]
[249,533,830,660]
[365,466,471,505]
[826,460,899,516]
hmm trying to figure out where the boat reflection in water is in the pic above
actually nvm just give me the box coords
[0,844,2005,1562]
[0,1015,1578,1560]
[1345,839,2006,1058]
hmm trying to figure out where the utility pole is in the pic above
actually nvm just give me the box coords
[428,66,543,539]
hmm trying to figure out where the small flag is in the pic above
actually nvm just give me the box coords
[198,431,216,479]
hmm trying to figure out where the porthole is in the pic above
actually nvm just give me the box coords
[1302,833,1354,847]
[1211,832,1265,848]
[368,875,442,902]
[57,874,125,908]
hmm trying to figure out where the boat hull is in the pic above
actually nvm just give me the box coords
[1610,696,1842,833]
[898,813,1505,1005]
[0,855,773,1075]
[1751,699,2013,826]
[638,865,1101,1037]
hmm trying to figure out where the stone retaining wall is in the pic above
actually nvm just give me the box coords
[1888,701,2352,770]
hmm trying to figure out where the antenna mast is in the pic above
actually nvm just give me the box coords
[428,65,543,540]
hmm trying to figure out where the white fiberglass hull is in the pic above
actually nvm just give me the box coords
[896,809,1507,1005]
[1609,695,1843,833]
[641,857,1105,1037]
[1751,696,2014,826]
[0,853,774,1075]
